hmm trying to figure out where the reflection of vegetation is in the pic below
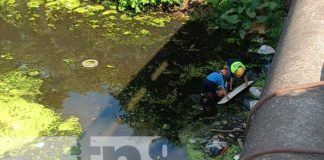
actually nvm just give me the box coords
[0,71,83,156]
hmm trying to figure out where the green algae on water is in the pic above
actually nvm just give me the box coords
[0,71,83,156]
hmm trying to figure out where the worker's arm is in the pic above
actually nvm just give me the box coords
[222,88,229,100]
[229,77,233,91]
[244,74,248,87]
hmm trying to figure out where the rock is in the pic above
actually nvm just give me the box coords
[18,64,28,70]
[249,87,262,98]
[40,68,50,79]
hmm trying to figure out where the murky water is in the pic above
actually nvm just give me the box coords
[0,1,188,158]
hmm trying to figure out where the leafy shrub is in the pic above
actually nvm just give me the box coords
[96,0,181,13]
[205,0,282,39]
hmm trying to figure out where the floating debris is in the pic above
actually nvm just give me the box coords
[35,142,45,148]
[82,59,98,68]
[106,64,115,68]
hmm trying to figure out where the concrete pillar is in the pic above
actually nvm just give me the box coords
[241,0,324,159]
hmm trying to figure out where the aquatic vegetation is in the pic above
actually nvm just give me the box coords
[133,15,171,27]
[45,0,80,11]
[0,71,83,156]
[101,10,117,15]
[98,0,180,13]
[120,14,133,21]
[0,0,22,26]
[0,71,42,99]
[1,0,174,47]
[27,0,44,9]
[0,53,13,60]
[140,29,150,35]
[63,58,74,64]
[74,4,104,15]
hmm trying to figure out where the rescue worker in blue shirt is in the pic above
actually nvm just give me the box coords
[225,59,248,91]
[203,69,229,100]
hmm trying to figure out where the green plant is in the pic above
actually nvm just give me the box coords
[215,145,240,160]
[207,0,278,39]
[93,0,180,13]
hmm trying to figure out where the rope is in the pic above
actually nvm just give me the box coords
[246,81,324,131]
[240,147,324,160]
[241,81,324,160]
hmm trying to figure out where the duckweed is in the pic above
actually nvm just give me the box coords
[0,71,83,155]
[1,0,174,47]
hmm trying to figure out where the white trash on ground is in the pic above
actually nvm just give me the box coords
[249,87,262,98]
[249,100,259,110]
[257,45,275,55]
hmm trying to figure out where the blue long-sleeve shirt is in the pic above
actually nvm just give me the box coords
[206,72,225,88]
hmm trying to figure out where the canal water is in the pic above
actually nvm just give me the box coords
[0,0,196,159]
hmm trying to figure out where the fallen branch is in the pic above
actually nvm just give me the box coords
[210,128,244,133]
[237,138,244,149]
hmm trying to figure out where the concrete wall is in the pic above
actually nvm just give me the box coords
[241,0,324,159]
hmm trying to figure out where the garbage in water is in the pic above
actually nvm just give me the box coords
[249,87,262,98]
[234,154,240,160]
[35,142,45,148]
[205,135,228,156]
[81,59,98,68]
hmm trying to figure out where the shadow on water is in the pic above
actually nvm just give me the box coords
[81,18,249,159]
